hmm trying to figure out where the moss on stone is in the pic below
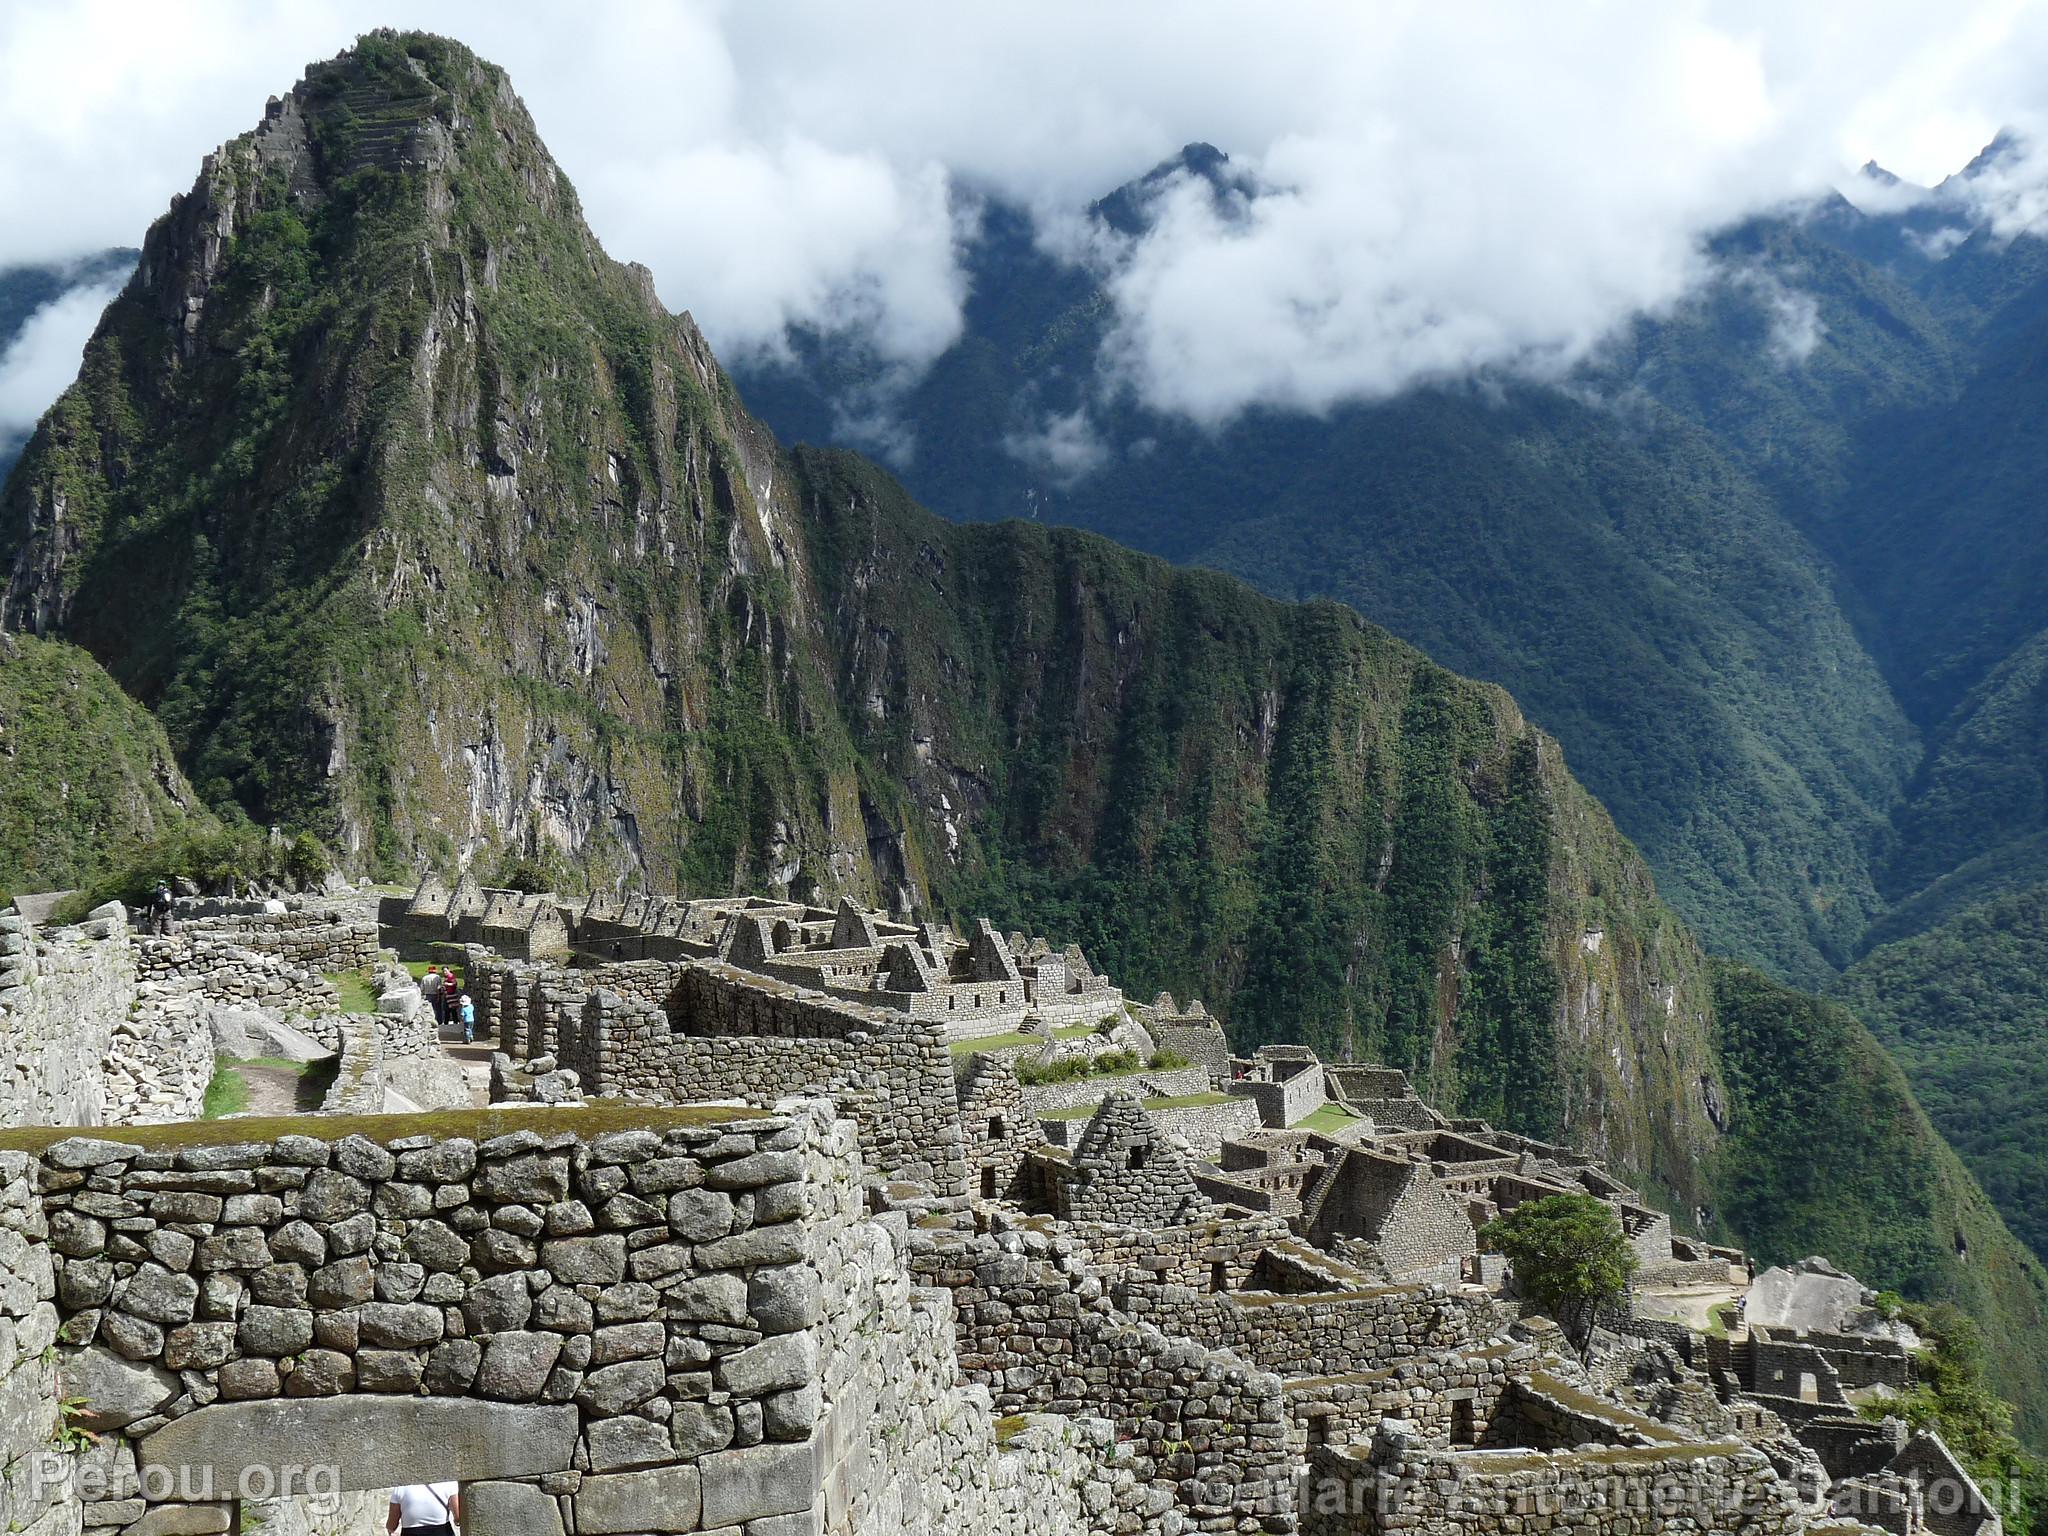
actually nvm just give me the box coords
[0,1099,770,1154]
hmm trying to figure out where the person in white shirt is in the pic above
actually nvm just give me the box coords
[388,1483,459,1536]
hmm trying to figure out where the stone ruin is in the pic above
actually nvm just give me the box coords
[0,883,2004,1536]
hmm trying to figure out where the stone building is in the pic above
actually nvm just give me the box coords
[1300,1148,1478,1285]
[0,886,1985,1536]
[1040,1092,1206,1227]
[955,1052,1038,1202]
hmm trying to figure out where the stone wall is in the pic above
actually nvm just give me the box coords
[800,1116,1141,1534]
[1018,1064,1212,1115]
[1112,1282,1496,1378]
[1061,1212,1290,1291]
[1148,1018,1232,1083]
[159,906,377,976]
[16,1101,1163,1536]
[1151,1095,1263,1161]
[1287,1345,1524,1458]
[0,1150,73,1536]
[135,934,339,1017]
[909,1227,1296,1533]
[1304,1420,1808,1536]
[957,1056,1037,1203]
[1051,1094,1204,1226]
[555,967,970,1198]
[0,910,134,1129]
[1303,1154,1476,1286]
[1230,1062,1326,1130]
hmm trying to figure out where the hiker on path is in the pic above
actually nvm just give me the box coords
[148,882,174,936]
[459,991,476,1044]
[420,965,445,1025]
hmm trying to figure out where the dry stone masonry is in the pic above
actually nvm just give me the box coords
[0,885,2002,1536]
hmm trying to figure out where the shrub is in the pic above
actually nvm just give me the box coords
[1015,1048,1142,1086]
[56,823,335,922]
[1480,1193,1638,1362]
[1148,1048,1192,1070]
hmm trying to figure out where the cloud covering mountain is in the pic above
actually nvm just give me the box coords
[8,0,2048,432]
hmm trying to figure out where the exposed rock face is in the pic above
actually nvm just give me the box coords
[12,41,2048,1419]
[0,32,1731,1216]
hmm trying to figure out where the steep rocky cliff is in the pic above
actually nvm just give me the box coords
[4,32,2043,1425]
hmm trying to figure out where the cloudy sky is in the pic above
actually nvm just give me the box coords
[5,0,2048,441]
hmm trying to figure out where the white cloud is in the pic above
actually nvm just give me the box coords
[5,0,2048,435]
[0,277,121,443]
[1003,408,1110,486]
[1725,266,1825,367]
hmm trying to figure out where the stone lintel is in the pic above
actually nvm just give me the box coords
[137,1396,578,1493]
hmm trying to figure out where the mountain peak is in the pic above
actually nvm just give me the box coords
[1091,140,1248,236]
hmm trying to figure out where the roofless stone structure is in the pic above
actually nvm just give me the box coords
[0,886,1998,1536]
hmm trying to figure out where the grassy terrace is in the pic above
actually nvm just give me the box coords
[1292,1102,1364,1133]
[0,1101,771,1155]
[1038,1091,1233,1121]
[325,969,380,1014]
[948,1023,1098,1055]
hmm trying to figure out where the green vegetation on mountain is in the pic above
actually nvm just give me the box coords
[1710,961,2048,1439]
[0,632,213,896]
[1837,888,2048,1261]
[738,143,2048,1289]
[3,31,2045,1435]
[1869,1296,2046,1530]
[739,175,1938,991]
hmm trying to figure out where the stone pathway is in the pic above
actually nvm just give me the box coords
[434,1018,496,1107]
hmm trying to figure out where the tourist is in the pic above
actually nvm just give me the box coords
[420,965,444,1026]
[148,881,174,936]
[388,1482,459,1536]
[459,991,475,1044]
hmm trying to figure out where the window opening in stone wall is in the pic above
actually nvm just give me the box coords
[1209,1261,1227,1293]
[1128,1144,1149,1171]
[1451,1398,1476,1445]
[982,1165,998,1199]
[988,1115,1005,1141]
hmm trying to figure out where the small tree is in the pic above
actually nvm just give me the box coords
[1480,1193,1639,1362]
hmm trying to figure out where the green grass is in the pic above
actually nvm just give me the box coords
[1293,1102,1364,1133]
[324,970,379,1014]
[1038,1090,1233,1121]
[947,1023,1098,1055]
[198,1055,338,1119]
[200,1064,252,1119]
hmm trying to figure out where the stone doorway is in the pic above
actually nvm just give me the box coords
[133,1397,581,1536]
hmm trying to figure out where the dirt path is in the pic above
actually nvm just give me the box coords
[223,1056,339,1117]
[1634,1279,1750,1335]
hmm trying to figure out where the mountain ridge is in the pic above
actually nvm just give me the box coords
[735,131,2048,1287]
[3,29,2045,1435]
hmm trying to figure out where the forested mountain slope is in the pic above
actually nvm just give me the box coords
[0,632,213,895]
[3,31,2044,1433]
[738,139,2048,1283]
